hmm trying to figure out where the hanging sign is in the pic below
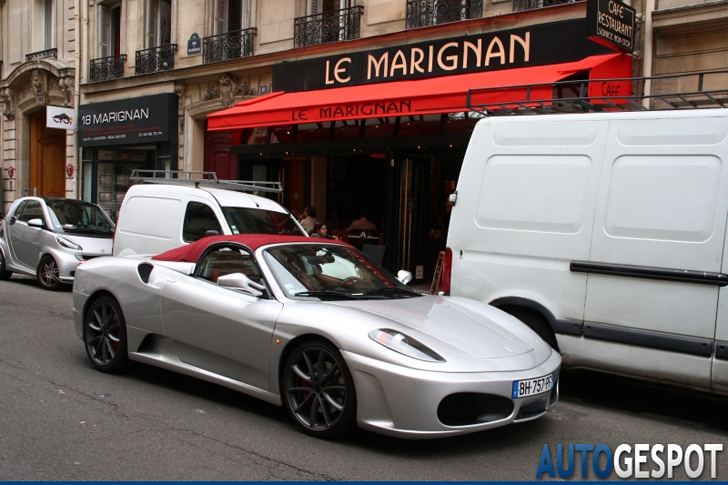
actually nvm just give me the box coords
[7,166,15,178]
[66,164,75,178]
[47,106,77,130]
[586,0,636,52]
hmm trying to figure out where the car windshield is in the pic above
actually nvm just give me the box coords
[222,207,305,236]
[46,199,115,236]
[264,243,421,300]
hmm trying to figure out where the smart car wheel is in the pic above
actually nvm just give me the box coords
[283,340,356,438]
[37,255,62,290]
[0,251,12,280]
[83,296,129,373]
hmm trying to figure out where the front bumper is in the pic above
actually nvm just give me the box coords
[344,349,561,439]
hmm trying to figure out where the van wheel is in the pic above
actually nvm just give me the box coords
[503,307,559,350]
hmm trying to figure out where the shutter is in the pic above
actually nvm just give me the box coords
[214,0,226,34]
[99,4,110,58]
[147,0,159,48]
[308,0,321,15]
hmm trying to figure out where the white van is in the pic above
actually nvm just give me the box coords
[113,176,306,257]
[445,108,728,395]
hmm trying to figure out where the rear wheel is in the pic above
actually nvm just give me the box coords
[504,306,559,350]
[37,255,62,290]
[282,340,357,439]
[83,296,129,373]
[0,251,12,280]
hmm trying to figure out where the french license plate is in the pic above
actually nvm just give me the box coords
[512,373,554,399]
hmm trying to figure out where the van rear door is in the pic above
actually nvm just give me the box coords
[580,113,728,389]
[713,222,728,393]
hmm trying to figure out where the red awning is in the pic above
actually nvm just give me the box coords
[207,54,632,131]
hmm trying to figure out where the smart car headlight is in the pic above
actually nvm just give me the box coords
[368,329,445,362]
[56,235,82,251]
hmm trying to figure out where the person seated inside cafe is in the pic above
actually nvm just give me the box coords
[311,221,339,240]
[346,212,378,237]
[299,206,319,235]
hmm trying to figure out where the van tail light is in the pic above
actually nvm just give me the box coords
[442,247,452,295]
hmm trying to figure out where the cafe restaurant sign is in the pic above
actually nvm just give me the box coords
[78,93,178,147]
[586,0,635,52]
[273,18,613,93]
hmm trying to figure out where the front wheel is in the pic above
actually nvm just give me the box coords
[282,340,357,439]
[0,251,12,280]
[37,255,62,290]
[83,296,129,373]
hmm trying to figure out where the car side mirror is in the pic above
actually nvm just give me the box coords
[397,270,413,285]
[217,272,265,297]
[205,229,220,237]
[27,218,45,228]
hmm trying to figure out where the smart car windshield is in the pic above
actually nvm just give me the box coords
[222,207,305,236]
[45,199,115,236]
[264,244,420,300]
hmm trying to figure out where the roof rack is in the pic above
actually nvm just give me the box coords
[129,170,282,194]
[466,69,728,116]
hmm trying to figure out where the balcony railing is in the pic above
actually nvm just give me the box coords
[135,44,177,75]
[26,48,57,62]
[512,0,573,12]
[203,28,256,64]
[294,6,363,48]
[90,54,127,82]
[406,0,483,28]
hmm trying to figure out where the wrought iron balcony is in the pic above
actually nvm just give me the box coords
[26,48,57,62]
[406,0,483,28]
[512,0,574,12]
[294,5,363,48]
[90,54,127,82]
[203,28,256,64]
[135,44,177,75]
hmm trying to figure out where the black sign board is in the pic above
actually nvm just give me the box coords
[586,0,635,52]
[78,93,178,147]
[188,33,201,55]
[273,18,613,93]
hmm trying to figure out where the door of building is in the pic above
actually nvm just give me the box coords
[30,112,66,197]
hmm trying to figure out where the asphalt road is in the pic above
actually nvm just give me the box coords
[1,275,726,481]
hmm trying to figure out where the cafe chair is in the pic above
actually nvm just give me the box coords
[362,244,386,265]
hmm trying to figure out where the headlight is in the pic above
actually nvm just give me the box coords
[56,235,82,251]
[369,329,445,362]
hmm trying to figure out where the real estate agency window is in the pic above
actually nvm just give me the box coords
[148,0,172,47]
[214,0,252,34]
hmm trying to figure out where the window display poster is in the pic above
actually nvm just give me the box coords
[116,175,129,185]
[115,192,126,202]
[99,174,113,185]
[99,192,112,202]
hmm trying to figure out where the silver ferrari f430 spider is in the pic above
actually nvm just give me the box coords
[73,235,560,439]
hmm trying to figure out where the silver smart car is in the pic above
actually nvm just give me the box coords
[0,197,114,290]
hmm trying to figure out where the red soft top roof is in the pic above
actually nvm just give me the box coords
[151,234,349,263]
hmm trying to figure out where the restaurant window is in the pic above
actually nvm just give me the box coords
[214,0,251,33]
[99,3,122,57]
[147,0,172,48]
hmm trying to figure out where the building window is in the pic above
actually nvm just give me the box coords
[294,0,362,48]
[42,0,55,50]
[214,0,251,34]
[99,3,122,57]
[405,0,484,29]
[147,0,172,48]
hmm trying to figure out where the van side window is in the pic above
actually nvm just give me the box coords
[183,202,222,242]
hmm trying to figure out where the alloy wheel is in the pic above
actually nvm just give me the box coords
[37,256,60,290]
[283,342,356,437]
[84,296,128,372]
